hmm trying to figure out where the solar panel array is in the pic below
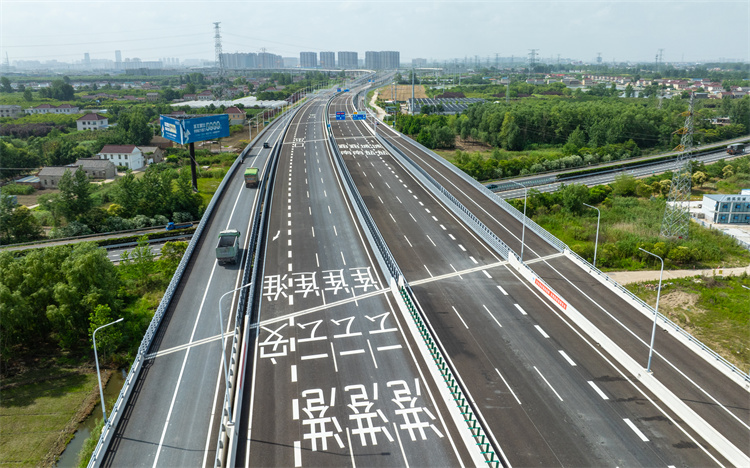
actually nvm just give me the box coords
[408,97,485,114]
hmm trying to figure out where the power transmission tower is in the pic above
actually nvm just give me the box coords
[661,93,695,239]
[528,49,538,77]
[214,22,224,75]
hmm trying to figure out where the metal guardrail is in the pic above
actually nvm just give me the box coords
[328,91,505,466]
[382,130,567,253]
[379,127,750,384]
[216,104,302,468]
[375,133,513,261]
[565,248,750,382]
[88,111,284,468]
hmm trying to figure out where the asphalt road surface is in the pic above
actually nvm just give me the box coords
[235,95,479,467]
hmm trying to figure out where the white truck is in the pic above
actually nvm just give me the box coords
[216,230,241,265]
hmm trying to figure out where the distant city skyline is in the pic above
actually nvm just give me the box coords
[1,0,748,66]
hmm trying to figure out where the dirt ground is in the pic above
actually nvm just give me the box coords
[606,265,750,285]
[377,85,428,102]
[454,136,492,153]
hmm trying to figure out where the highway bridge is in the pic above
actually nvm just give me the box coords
[89,78,749,468]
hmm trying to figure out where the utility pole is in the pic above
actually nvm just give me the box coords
[528,49,538,78]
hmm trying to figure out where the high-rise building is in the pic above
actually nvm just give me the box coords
[84,52,91,68]
[365,51,400,70]
[319,51,335,69]
[300,51,317,68]
[365,51,380,70]
[221,52,257,69]
[115,50,122,65]
[412,58,427,68]
[258,52,283,69]
[338,51,358,69]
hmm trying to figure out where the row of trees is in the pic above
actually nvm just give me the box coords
[0,239,188,370]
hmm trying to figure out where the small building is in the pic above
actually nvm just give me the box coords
[225,106,246,125]
[72,158,117,179]
[138,146,165,164]
[701,193,750,224]
[146,92,160,101]
[196,90,214,101]
[14,175,41,189]
[77,113,108,131]
[97,144,145,170]
[25,103,80,114]
[0,105,23,118]
[38,166,82,189]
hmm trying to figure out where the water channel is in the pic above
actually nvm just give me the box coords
[55,369,126,467]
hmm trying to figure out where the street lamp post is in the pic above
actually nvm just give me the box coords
[583,203,601,268]
[93,318,124,421]
[218,283,253,426]
[510,180,528,261]
[638,247,664,374]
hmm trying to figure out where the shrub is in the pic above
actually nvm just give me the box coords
[1,183,35,195]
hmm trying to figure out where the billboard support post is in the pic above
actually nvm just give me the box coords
[189,142,198,192]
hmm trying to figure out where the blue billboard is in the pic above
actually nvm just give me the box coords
[352,112,366,121]
[335,111,346,121]
[160,114,230,145]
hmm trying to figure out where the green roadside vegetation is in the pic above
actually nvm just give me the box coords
[0,369,104,467]
[628,275,750,371]
[0,238,187,466]
[507,157,750,270]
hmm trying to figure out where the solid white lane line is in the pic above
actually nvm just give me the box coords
[588,381,609,400]
[495,368,522,404]
[534,366,563,401]
[483,305,502,328]
[367,339,378,368]
[377,344,403,351]
[404,235,413,247]
[482,270,492,279]
[301,353,328,360]
[559,350,577,366]
[346,428,356,468]
[514,303,527,315]
[452,306,469,329]
[291,365,297,382]
[623,418,650,442]
[424,265,433,277]
[331,342,339,372]
[340,349,365,356]
[535,325,550,338]
[393,422,410,467]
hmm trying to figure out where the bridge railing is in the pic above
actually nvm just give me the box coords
[381,129,567,253]
[331,91,507,466]
[217,104,303,468]
[88,111,285,468]
[375,133,513,261]
[378,126,750,384]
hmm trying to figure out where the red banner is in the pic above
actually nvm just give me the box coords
[535,278,567,310]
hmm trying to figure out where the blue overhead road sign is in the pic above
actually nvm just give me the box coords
[352,112,366,121]
[335,112,346,120]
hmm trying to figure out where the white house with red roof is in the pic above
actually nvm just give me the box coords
[77,113,108,131]
[97,144,145,170]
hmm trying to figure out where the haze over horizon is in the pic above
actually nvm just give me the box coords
[1,0,749,66]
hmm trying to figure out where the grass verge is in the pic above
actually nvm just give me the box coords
[627,274,750,371]
[0,368,109,467]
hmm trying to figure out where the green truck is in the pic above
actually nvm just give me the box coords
[244,167,260,188]
[216,230,241,265]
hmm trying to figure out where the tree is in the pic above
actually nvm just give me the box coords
[500,113,523,151]
[0,200,43,245]
[58,168,93,222]
[624,84,634,98]
[23,88,32,101]
[611,173,637,197]
[0,77,13,93]
[89,304,123,358]
[692,171,707,187]
[560,184,590,213]
[46,242,119,350]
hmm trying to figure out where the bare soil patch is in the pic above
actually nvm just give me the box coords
[454,136,492,153]
[377,85,428,101]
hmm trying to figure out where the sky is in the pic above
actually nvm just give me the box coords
[1,0,748,65]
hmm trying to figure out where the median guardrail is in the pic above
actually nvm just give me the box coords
[89,106,289,468]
